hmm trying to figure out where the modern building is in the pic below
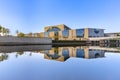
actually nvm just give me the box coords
[40,24,104,40]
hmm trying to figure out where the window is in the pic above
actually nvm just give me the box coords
[76,29,84,37]
[47,27,60,32]
[76,49,84,58]
[94,29,99,34]
[62,48,69,57]
[62,30,69,37]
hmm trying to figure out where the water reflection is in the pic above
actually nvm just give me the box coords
[0,53,8,62]
[0,45,52,62]
[42,46,105,62]
[0,45,120,62]
[0,45,120,80]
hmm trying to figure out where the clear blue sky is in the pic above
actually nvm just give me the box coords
[0,0,120,35]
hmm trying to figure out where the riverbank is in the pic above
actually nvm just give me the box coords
[0,36,52,46]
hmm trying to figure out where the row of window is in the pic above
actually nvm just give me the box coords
[62,29,84,38]
[45,29,103,38]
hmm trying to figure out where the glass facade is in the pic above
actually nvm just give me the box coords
[94,29,99,34]
[47,27,60,32]
[76,29,84,37]
[88,28,104,37]
[62,30,69,37]
[62,48,69,57]
[76,49,84,58]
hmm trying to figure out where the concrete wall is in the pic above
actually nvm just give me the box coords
[84,28,89,39]
[33,33,40,37]
[40,32,45,38]
[0,36,52,45]
[49,32,55,40]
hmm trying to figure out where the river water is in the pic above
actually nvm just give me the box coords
[0,45,120,80]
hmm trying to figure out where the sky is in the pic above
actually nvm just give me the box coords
[0,0,120,35]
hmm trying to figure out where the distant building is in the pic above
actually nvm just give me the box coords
[40,24,104,40]
[104,32,120,37]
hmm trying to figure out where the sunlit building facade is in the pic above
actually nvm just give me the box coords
[40,24,104,40]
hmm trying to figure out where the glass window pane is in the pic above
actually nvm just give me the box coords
[76,29,84,37]
[62,30,69,37]
[62,48,69,57]
[47,27,60,32]
[76,49,84,58]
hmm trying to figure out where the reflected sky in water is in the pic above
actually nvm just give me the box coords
[0,45,120,80]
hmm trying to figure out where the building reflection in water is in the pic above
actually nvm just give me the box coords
[40,46,105,62]
[1,45,120,62]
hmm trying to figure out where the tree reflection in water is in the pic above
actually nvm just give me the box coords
[0,53,8,62]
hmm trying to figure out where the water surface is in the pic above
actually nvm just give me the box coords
[0,45,120,80]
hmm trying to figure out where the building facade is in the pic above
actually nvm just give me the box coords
[39,24,104,40]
